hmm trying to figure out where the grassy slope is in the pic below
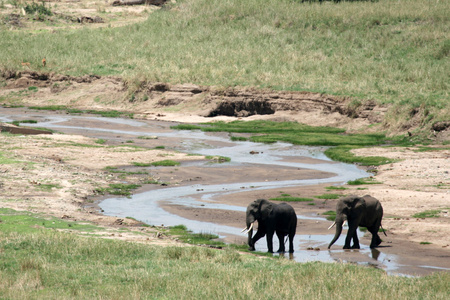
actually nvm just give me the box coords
[0,0,449,133]
[0,209,449,299]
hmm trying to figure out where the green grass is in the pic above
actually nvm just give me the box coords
[323,210,337,221]
[95,183,141,197]
[230,136,248,141]
[324,145,397,166]
[132,160,181,167]
[1,209,449,299]
[0,152,21,164]
[347,177,383,185]
[167,225,236,249]
[34,183,61,192]
[412,209,445,219]
[11,120,38,126]
[0,207,99,234]
[326,186,348,190]
[95,138,106,144]
[315,193,341,200]
[205,155,231,163]
[1,0,448,135]
[172,120,396,165]
[152,160,180,167]
[171,121,401,166]
[270,195,314,202]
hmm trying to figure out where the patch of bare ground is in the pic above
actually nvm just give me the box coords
[0,128,201,246]
[0,0,167,31]
[350,147,450,248]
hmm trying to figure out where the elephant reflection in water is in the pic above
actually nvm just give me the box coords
[242,199,297,253]
[328,195,387,250]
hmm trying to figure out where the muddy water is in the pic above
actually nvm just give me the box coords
[1,108,442,276]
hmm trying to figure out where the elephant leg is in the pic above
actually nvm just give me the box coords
[351,232,360,249]
[250,230,265,251]
[368,225,382,248]
[288,234,295,253]
[345,225,359,249]
[266,232,274,253]
[276,231,285,253]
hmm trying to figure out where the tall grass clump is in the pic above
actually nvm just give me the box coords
[0,0,448,133]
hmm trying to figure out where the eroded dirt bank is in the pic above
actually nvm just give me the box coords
[2,70,449,141]
[1,70,389,131]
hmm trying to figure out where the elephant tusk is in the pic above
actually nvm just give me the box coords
[241,227,248,233]
[343,220,347,227]
[241,222,254,234]
[328,221,336,230]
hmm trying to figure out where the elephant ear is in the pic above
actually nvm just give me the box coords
[258,199,273,221]
[350,196,366,214]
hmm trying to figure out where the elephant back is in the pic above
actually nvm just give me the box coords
[274,203,297,228]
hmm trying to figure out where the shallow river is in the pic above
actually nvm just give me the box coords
[2,108,444,276]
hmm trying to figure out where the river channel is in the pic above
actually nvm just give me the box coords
[2,107,445,276]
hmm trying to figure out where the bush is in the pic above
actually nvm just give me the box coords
[24,2,52,16]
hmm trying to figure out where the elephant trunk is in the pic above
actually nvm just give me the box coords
[244,222,254,247]
[247,227,254,247]
[328,219,343,249]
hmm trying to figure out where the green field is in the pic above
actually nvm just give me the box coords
[0,209,449,299]
[0,0,449,135]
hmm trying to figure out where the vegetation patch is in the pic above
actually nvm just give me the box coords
[205,155,231,163]
[132,160,180,167]
[0,208,98,234]
[347,177,383,185]
[324,146,397,166]
[168,225,230,249]
[315,193,341,200]
[326,186,348,190]
[95,183,141,197]
[154,159,180,167]
[413,146,450,152]
[11,120,37,126]
[95,139,106,145]
[412,209,445,219]
[270,193,314,202]
[230,136,248,142]
[172,121,396,165]
[0,152,21,164]
[323,210,337,221]
[103,166,148,176]
[34,183,61,192]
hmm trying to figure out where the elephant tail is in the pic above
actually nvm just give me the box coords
[380,223,387,236]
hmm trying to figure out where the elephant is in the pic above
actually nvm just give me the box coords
[328,195,386,249]
[242,199,297,253]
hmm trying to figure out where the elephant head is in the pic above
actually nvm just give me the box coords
[242,199,273,249]
[328,195,366,249]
